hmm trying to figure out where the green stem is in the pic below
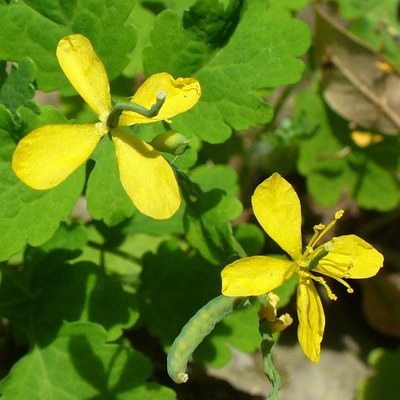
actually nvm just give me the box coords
[258,297,282,400]
[87,240,141,264]
[176,169,203,200]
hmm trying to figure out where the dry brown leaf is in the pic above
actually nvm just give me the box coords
[315,3,400,135]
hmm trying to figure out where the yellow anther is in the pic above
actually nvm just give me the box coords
[314,223,325,232]
[335,210,344,219]
[330,275,354,294]
[306,210,344,252]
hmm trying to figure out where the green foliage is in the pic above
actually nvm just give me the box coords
[0,254,138,341]
[295,85,400,210]
[357,348,400,400]
[0,106,85,261]
[0,0,137,93]
[144,0,310,143]
[0,322,176,400]
[0,0,397,399]
[183,165,242,264]
[86,137,136,226]
[0,58,36,114]
[138,240,221,345]
[234,222,266,256]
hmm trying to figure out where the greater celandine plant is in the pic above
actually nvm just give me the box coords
[6,33,385,400]
[11,34,201,220]
[221,172,384,362]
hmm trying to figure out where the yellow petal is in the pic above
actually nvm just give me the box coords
[314,234,384,279]
[112,129,181,220]
[57,34,112,121]
[12,123,106,190]
[252,173,302,260]
[221,256,295,297]
[297,273,325,363]
[119,72,201,125]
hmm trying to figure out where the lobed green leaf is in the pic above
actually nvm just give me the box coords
[0,322,176,400]
[0,106,85,261]
[144,0,311,143]
[0,0,137,93]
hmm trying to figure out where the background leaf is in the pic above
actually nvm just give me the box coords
[0,322,176,400]
[0,106,85,261]
[0,58,36,114]
[295,84,400,210]
[86,137,136,226]
[357,348,400,400]
[138,240,221,346]
[182,165,242,264]
[315,3,400,135]
[0,255,139,341]
[144,0,310,143]
[0,0,137,93]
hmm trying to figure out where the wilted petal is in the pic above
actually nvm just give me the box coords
[119,72,201,125]
[112,129,180,220]
[57,34,112,121]
[297,273,325,363]
[314,235,384,279]
[262,292,293,333]
[12,123,106,189]
[270,313,293,333]
[252,173,303,260]
[221,256,295,297]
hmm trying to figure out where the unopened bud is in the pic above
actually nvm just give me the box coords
[150,131,189,155]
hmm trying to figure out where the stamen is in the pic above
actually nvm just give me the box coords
[304,270,338,300]
[330,275,354,293]
[304,224,325,256]
[317,257,353,278]
[305,210,345,254]
[335,210,344,219]
[314,223,325,233]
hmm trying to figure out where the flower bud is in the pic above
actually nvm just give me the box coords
[150,131,189,155]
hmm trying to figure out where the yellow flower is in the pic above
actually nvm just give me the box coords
[221,173,383,362]
[12,34,201,220]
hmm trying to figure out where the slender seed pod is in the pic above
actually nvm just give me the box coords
[167,295,245,384]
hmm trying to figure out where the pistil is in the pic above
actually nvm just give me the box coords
[107,90,167,128]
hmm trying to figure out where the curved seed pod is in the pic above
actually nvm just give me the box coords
[167,295,245,384]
